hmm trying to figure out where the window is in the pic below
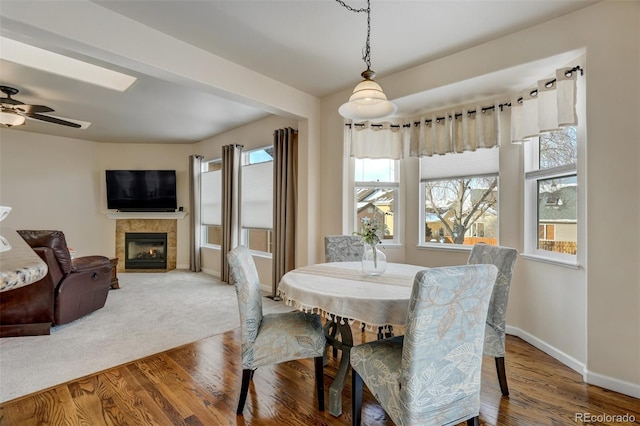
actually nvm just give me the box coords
[354,158,399,244]
[201,159,222,246]
[525,126,578,259]
[419,148,499,247]
[241,147,273,254]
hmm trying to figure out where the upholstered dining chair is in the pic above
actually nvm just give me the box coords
[324,235,364,262]
[227,245,326,415]
[350,264,498,426]
[324,235,391,347]
[467,243,518,396]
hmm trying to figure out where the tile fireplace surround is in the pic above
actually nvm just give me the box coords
[115,219,177,272]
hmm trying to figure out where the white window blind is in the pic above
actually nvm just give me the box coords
[241,161,273,229]
[201,169,221,225]
[420,147,499,181]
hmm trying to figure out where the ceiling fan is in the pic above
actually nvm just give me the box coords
[0,85,81,128]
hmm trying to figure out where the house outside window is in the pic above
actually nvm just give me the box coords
[241,147,273,255]
[201,159,222,247]
[525,126,578,259]
[354,158,399,244]
[419,148,499,247]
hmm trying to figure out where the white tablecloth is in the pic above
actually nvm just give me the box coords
[277,261,427,327]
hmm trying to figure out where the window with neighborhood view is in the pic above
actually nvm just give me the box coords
[525,126,578,259]
[419,148,499,247]
[354,158,399,244]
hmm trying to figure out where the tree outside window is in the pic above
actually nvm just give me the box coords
[423,176,498,245]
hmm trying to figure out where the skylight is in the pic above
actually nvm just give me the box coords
[0,37,137,92]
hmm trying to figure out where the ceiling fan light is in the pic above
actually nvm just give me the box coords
[339,78,397,120]
[0,111,26,128]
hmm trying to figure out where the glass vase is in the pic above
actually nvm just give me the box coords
[362,244,386,276]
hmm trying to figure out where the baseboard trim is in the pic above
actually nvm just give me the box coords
[506,325,585,374]
[506,325,640,399]
[200,267,220,278]
[584,370,640,399]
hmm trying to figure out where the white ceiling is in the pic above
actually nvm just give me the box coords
[0,0,597,144]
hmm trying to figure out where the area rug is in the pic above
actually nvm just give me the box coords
[0,270,292,403]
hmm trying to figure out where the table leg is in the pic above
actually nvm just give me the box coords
[324,317,353,417]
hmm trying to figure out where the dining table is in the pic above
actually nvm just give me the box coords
[277,261,427,417]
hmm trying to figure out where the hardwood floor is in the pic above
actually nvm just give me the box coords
[1,327,638,425]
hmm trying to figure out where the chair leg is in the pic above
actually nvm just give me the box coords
[314,356,325,411]
[352,368,363,426]
[237,369,254,415]
[495,356,509,396]
[467,416,480,425]
[385,325,394,338]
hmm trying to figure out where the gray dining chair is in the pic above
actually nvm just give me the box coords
[350,264,499,426]
[324,235,391,341]
[227,245,326,415]
[467,243,518,396]
[324,235,364,262]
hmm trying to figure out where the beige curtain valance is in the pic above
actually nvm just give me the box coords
[345,65,582,158]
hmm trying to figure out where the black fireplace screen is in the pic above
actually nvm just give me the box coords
[125,232,167,269]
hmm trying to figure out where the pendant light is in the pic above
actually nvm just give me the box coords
[336,0,397,120]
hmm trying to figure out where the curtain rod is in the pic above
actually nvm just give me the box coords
[345,65,584,129]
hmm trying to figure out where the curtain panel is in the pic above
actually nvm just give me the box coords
[189,155,203,272]
[510,67,579,144]
[347,121,404,159]
[221,144,243,284]
[272,128,298,298]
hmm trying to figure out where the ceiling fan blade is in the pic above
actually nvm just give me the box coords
[26,113,81,128]
[16,104,54,114]
[0,97,24,106]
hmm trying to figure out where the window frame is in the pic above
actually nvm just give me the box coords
[524,137,579,265]
[352,157,401,246]
[240,146,274,257]
[200,158,222,249]
[418,173,499,251]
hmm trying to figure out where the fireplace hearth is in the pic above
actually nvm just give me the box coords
[125,232,167,270]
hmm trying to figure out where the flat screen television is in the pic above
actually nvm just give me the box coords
[106,170,177,212]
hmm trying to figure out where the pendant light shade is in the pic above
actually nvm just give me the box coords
[339,69,397,120]
[0,111,26,128]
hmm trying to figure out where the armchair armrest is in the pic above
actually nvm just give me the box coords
[72,255,111,273]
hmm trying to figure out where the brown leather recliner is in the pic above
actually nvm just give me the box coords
[0,230,112,337]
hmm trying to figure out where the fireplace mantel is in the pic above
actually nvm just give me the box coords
[103,211,187,220]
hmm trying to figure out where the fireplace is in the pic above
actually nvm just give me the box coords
[125,232,167,270]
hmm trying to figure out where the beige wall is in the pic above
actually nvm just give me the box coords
[318,1,639,396]
[0,130,105,255]
[0,130,194,268]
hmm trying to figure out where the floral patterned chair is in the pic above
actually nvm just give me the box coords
[350,264,498,426]
[227,245,326,415]
[467,243,518,396]
[324,235,364,262]
[323,235,390,344]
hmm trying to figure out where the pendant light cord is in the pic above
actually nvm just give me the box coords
[336,0,372,71]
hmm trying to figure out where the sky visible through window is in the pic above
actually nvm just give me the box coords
[355,158,394,182]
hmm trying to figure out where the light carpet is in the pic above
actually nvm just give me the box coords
[0,270,292,403]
